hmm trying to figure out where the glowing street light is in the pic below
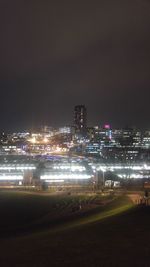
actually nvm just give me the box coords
[43,137,48,143]
[28,136,36,144]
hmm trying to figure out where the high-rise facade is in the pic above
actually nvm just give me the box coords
[74,105,87,132]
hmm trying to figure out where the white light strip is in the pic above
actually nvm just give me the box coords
[45,180,64,183]
[96,165,150,171]
[0,166,36,170]
[41,174,91,180]
[118,174,149,179]
[0,175,23,180]
[53,165,86,172]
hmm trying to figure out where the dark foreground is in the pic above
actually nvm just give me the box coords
[0,191,150,267]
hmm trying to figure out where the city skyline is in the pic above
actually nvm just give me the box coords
[1,103,150,133]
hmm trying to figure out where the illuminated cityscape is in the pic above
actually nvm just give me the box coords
[1,1,150,266]
[0,106,150,189]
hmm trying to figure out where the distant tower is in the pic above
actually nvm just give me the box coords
[74,105,87,132]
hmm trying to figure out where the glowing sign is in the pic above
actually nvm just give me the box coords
[104,124,110,129]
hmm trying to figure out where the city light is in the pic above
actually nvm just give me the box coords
[0,165,36,170]
[45,180,64,183]
[29,136,36,144]
[41,174,91,180]
[43,137,48,143]
[0,175,23,180]
[53,165,86,172]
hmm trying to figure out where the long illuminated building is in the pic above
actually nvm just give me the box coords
[0,163,36,185]
[0,158,94,186]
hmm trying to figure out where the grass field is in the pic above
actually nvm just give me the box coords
[0,191,150,267]
[0,191,117,237]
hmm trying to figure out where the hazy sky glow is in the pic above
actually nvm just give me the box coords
[0,0,150,131]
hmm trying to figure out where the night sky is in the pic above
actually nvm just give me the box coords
[0,0,150,131]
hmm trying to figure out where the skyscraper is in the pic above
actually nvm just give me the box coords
[74,105,87,133]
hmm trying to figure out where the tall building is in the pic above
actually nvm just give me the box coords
[74,105,87,132]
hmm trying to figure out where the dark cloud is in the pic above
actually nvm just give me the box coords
[0,0,150,130]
